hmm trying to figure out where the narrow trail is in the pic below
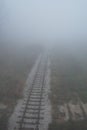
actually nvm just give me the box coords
[8,54,51,130]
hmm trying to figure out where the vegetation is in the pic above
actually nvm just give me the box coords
[49,46,87,130]
[49,120,87,130]
[0,42,42,130]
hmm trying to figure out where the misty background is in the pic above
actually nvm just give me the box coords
[0,0,87,100]
[0,0,87,43]
[0,1,87,130]
[0,0,87,79]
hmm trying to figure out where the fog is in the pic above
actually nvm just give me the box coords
[1,1,87,130]
[0,0,87,44]
[0,0,87,60]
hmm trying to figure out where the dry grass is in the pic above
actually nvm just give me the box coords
[0,43,42,130]
[49,50,87,130]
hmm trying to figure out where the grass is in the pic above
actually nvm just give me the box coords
[49,120,87,130]
[49,48,87,130]
[0,43,42,130]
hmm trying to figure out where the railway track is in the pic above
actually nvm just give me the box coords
[8,54,51,130]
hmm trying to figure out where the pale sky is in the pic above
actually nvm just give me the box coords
[1,0,87,43]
